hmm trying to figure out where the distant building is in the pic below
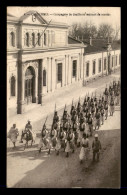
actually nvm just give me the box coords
[7,10,120,115]
[83,37,120,84]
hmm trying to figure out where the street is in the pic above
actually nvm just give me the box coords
[7,71,120,188]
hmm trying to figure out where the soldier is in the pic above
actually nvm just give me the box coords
[91,104,96,118]
[115,87,120,105]
[63,120,70,132]
[72,120,79,145]
[58,128,66,152]
[87,113,93,136]
[77,118,86,147]
[20,120,32,143]
[104,100,108,120]
[79,133,90,170]
[95,109,101,130]
[50,127,57,150]
[100,106,105,125]
[110,97,115,116]
[70,105,75,116]
[38,123,49,153]
[53,111,59,124]
[83,102,88,113]
[65,130,73,157]
[8,124,19,148]
[98,99,102,110]
[104,87,109,102]
[63,110,69,123]
[92,134,102,162]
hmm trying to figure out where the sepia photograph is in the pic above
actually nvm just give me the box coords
[7,6,121,188]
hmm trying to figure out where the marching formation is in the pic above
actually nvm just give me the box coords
[8,79,120,166]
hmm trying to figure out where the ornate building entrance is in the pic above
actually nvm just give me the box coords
[25,66,35,104]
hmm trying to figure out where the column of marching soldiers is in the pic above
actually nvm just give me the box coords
[8,79,120,162]
[37,79,120,158]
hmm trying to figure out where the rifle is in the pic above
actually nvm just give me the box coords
[43,116,48,127]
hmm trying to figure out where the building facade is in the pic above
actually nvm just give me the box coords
[83,38,120,84]
[7,11,85,114]
[7,11,120,115]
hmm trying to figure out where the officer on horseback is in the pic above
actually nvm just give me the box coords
[20,120,32,143]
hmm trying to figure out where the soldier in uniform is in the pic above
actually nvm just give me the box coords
[91,104,96,118]
[70,105,75,116]
[100,106,105,125]
[92,134,102,162]
[110,96,115,116]
[50,127,57,151]
[8,124,19,148]
[115,87,120,105]
[104,100,108,120]
[87,113,93,136]
[20,120,32,143]
[58,127,66,152]
[104,87,109,102]
[95,109,101,130]
[38,123,49,153]
[79,133,90,170]
[77,118,86,147]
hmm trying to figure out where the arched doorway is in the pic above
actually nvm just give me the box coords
[25,66,35,104]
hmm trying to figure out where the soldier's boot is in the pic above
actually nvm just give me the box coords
[39,148,41,153]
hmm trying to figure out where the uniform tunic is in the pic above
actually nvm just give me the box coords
[8,127,19,143]
[79,138,89,166]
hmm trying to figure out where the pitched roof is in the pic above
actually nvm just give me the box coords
[7,10,68,27]
[68,36,83,44]
[83,39,120,54]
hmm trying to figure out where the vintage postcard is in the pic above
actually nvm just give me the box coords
[7,6,120,188]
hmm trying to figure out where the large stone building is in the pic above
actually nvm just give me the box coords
[7,11,85,115]
[7,10,120,115]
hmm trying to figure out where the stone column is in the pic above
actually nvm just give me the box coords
[38,59,43,104]
[79,53,81,79]
[51,57,52,91]
[17,51,25,114]
[65,55,67,86]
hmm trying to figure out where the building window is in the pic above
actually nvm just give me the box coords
[72,60,77,77]
[25,33,29,47]
[86,62,89,77]
[32,33,35,46]
[10,32,15,47]
[11,76,15,96]
[43,69,46,86]
[98,59,101,72]
[57,63,62,82]
[104,58,106,70]
[112,56,114,67]
[37,33,41,46]
[44,33,47,46]
[116,56,117,66]
[119,54,121,65]
[93,61,96,75]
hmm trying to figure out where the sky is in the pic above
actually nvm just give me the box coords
[7,7,120,29]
